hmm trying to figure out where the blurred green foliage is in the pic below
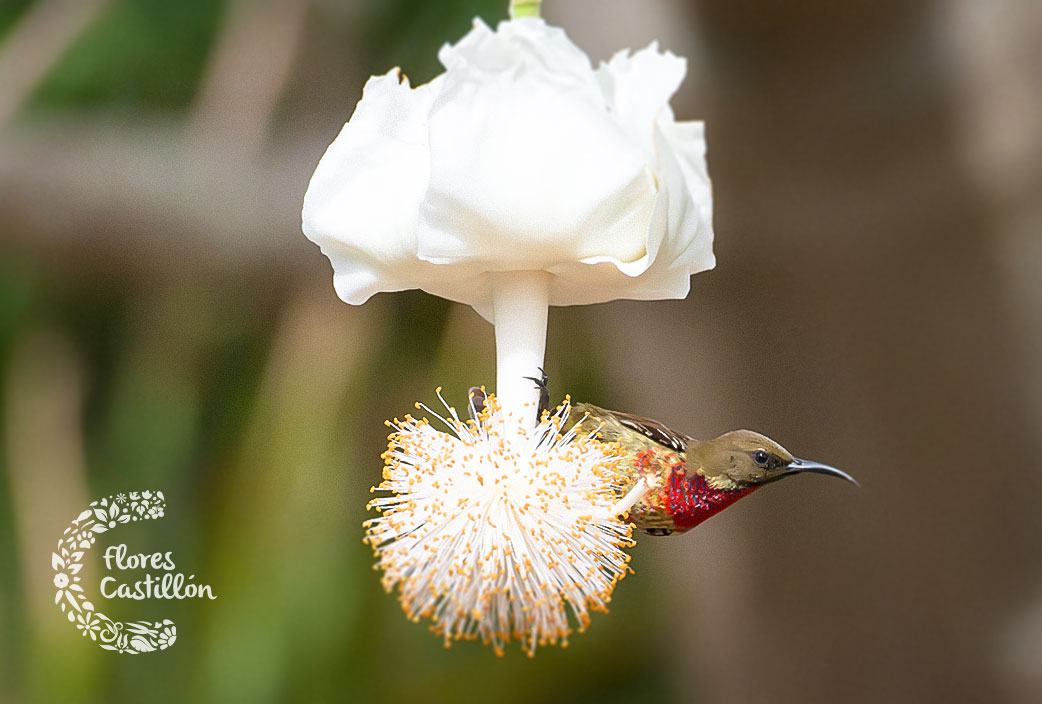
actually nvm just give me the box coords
[0,0,35,41]
[31,0,227,112]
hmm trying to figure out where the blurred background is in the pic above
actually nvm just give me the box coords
[1,0,1040,702]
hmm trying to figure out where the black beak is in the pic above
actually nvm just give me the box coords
[786,458,860,487]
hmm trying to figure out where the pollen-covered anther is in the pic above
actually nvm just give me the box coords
[364,390,633,656]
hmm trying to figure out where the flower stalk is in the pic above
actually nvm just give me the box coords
[509,0,542,19]
[491,270,550,425]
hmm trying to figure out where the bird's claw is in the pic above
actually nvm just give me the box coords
[522,367,550,416]
[522,367,548,389]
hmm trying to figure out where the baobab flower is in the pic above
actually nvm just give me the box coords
[302,6,713,654]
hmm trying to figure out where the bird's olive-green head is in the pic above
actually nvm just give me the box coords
[692,430,859,490]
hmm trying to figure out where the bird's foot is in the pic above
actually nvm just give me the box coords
[468,369,550,421]
[522,367,550,417]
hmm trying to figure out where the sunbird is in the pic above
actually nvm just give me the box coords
[471,374,858,536]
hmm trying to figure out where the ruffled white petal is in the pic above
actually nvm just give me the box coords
[420,19,653,269]
[438,17,593,80]
[302,70,437,304]
[651,119,715,275]
[596,43,687,160]
[302,17,714,315]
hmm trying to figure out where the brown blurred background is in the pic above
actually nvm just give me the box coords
[1,0,1041,702]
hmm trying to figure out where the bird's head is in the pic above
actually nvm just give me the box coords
[695,430,859,490]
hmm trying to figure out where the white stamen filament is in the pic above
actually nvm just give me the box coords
[366,393,634,656]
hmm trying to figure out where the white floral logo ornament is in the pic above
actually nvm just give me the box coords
[52,490,176,653]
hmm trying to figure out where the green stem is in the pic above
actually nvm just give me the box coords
[509,0,541,19]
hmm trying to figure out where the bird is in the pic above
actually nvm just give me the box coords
[469,374,858,536]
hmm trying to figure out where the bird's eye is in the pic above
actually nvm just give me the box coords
[753,450,769,467]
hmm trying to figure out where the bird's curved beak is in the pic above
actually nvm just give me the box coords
[787,458,860,487]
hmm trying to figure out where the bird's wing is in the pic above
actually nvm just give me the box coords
[578,404,692,453]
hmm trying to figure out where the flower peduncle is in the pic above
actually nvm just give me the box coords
[491,270,550,426]
[509,0,542,20]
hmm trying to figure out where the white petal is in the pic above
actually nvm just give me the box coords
[652,119,714,274]
[438,17,592,79]
[301,70,438,305]
[420,20,653,270]
[597,43,687,160]
[542,120,713,306]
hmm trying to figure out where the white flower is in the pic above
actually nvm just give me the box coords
[52,550,87,615]
[365,393,636,655]
[91,499,130,532]
[302,16,713,323]
[76,611,102,640]
[52,569,85,614]
[307,11,705,656]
